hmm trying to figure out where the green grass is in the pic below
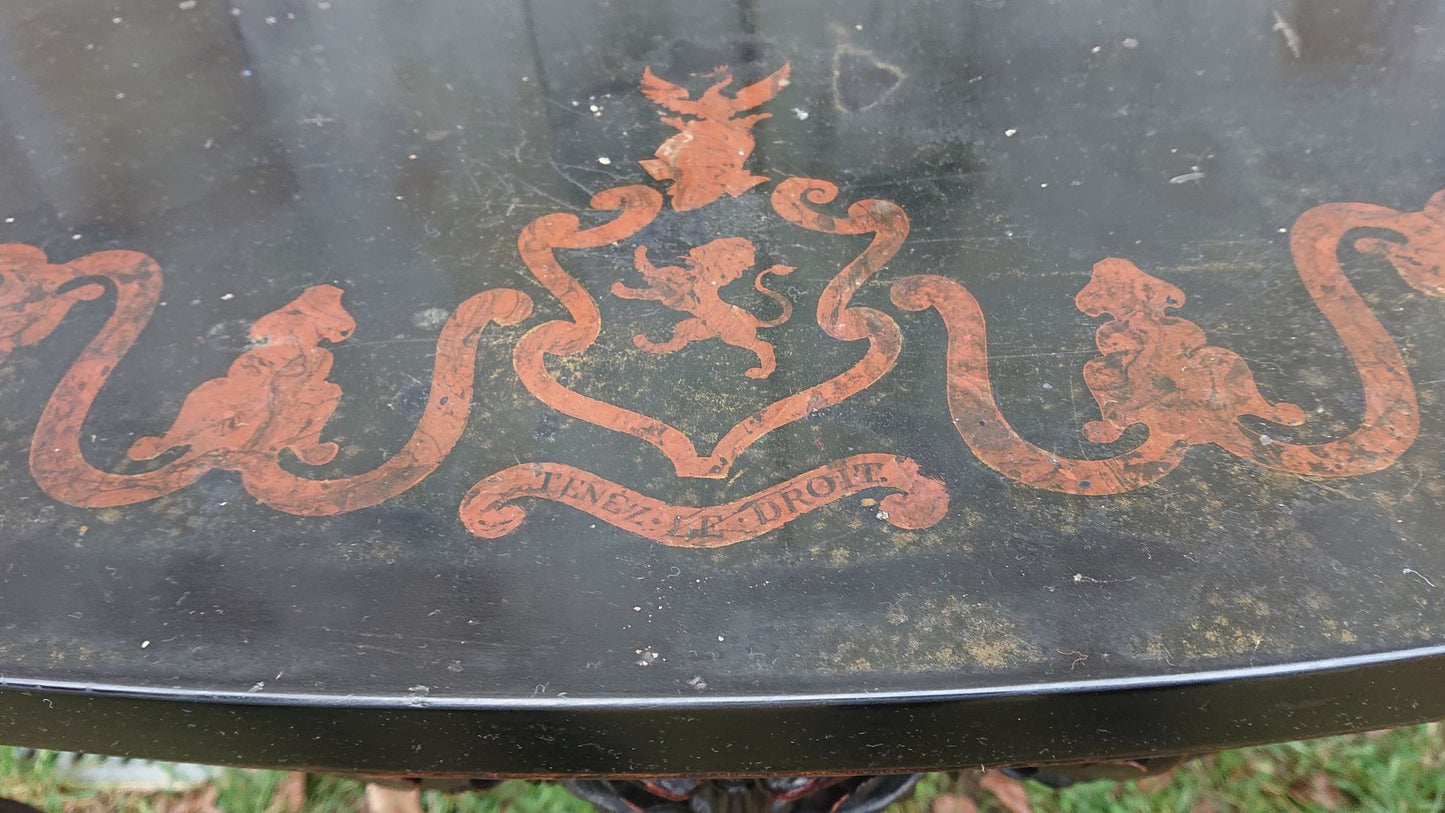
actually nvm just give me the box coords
[1,723,1440,811]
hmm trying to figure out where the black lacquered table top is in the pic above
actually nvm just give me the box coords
[1,0,1444,777]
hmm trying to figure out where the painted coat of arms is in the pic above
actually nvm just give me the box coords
[463,62,950,544]
[2,63,1445,548]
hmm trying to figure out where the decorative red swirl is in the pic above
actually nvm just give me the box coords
[893,188,1445,493]
[238,288,533,515]
[6,245,532,513]
[892,274,1190,494]
[1214,192,1444,475]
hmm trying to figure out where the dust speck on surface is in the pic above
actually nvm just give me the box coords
[1272,10,1303,59]
[412,307,450,330]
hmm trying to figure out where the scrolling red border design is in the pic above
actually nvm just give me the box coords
[4,60,1444,549]
[891,189,1445,493]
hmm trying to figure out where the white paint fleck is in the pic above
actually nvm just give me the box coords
[792,107,810,120]
[1122,37,1139,49]
[1169,171,1206,184]
[412,307,449,330]
[140,640,150,648]
[1403,567,1437,588]
[1272,11,1303,59]
[1004,128,1017,137]
[597,156,612,165]
[178,0,197,9]
[220,293,235,301]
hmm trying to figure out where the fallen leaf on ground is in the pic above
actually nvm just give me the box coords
[1308,772,1345,810]
[978,771,1032,813]
[931,794,979,813]
[365,783,422,813]
[155,784,220,813]
[268,772,307,813]
[1137,769,1176,793]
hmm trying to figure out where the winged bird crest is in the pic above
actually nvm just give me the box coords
[637,63,791,211]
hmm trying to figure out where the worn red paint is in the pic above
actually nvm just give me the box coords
[6,245,532,513]
[2,62,1444,548]
[613,239,795,379]
[460,454,946,547]
[0,245,106,365]
[1075,259,1308,449]
[491,65,937,538]
[638,64,791,211]
[511,176,908,480]
[893,189,1445,493]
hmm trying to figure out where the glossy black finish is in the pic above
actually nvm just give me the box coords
[1,0,1445,776]
[2,647,1444,776]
